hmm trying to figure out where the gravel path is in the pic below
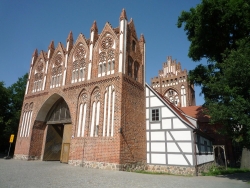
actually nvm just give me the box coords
[0,158,249,188]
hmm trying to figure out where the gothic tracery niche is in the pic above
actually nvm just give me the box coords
[98,34,115,77]
[33,59,44,93]
[50,53,63,88]
[165,89,179,106]
[77,92,88,137]
[90,88,101,137]
[20,102,34,137]
[103,85,115,137]
[72,43,87,83]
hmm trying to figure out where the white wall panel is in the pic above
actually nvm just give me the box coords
[151,142,165,152]
[185,154,193,165]
[162,119,171,129]
[178,142,192,152]
[146,132,149,141]
[150,97,163,107]
[146,120,149,130]
[161,107,174,117]
[168,154,188,165]
[173,118,187,129]
[147,153,150,163]
[167,143,180,152]
[146,97,149,107]
[151,132,165,141]
[171,131,191,141]
[147,142,149,151]
[166,131,173,141]
[151,154,166,164]
[197,154,214,165]
[146,87,149,97]
[146,109,149,119]
[151,123,160,130]
[150,91,154,96]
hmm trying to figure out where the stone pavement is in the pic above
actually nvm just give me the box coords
[0,158,249,188]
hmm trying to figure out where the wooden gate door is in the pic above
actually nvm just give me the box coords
[60,124,72,163]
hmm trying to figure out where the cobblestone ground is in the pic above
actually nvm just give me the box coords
[0,158,249,188]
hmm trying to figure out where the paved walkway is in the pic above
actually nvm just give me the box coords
[0,158,249,188]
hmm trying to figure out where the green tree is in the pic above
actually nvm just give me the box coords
[0,81,11,152]
[177,0,250,149]
[0,73,28,153]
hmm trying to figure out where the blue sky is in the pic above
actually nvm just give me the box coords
[0,0,205,105]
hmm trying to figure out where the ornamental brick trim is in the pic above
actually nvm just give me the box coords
[63,76,120,92]
[25,92,48,99]
[123,77,144,91]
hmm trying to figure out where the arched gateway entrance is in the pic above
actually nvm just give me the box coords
[35,94,72,163]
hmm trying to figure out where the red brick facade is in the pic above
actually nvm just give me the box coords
[151,56,195,107]
[14,9,146,169]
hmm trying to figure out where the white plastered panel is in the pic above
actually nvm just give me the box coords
[166,131,173,141]
[171,131,191,141]
[150,97,164,107]
[151,154,166,164]
[151,132,165,141]
[146,97,149,107]
[161,107,175,117]
[146,87,149,97]
[178,142,192,153]
[185,154,193,165]
[146,132,149,141]
[173,118,187,129]
[146,120,149,130]
[167,143,180,152]
[168,154,188,165]
[162,119,171,129]
[146,109,149,119]
[147,153,150,163]
[151,123,160,130]
[151,142,165,152]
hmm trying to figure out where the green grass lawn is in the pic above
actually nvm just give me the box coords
[202,166,250,176]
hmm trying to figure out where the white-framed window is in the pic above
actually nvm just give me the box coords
[151,108,160,122]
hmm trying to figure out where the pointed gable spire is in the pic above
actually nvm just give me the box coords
[139,34,146,43]
[48,40,55,50]
[66,31,73,54]
[48,40,55,59]
[67,31,73,42]
[120,8,127,21]
[32,48,38,57]
[91,20,98,32]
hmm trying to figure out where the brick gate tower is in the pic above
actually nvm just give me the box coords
[151,56,195,107]
[14,9,146,170]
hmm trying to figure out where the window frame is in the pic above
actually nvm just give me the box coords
[150,108,161,122]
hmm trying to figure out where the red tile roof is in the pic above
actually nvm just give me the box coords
[180,106,209,122]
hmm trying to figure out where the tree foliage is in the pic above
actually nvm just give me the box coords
[177,0,250,149]
[0,73,28,153]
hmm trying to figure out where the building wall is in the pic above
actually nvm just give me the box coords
[146,86,195,167]
[151,56,195,107]
[14,10,146,169]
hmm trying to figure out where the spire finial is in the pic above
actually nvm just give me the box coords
[67,31,73,42]
[32,49,38,57]
[91,20,98,32]
[48,40,55,50]
[139,34,146,43]
[120,8,127,21]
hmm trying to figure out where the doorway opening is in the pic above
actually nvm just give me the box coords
[42,98,72,163]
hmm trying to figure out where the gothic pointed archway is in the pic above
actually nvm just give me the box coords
[29,94,72,162]
[43,98,72,162]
